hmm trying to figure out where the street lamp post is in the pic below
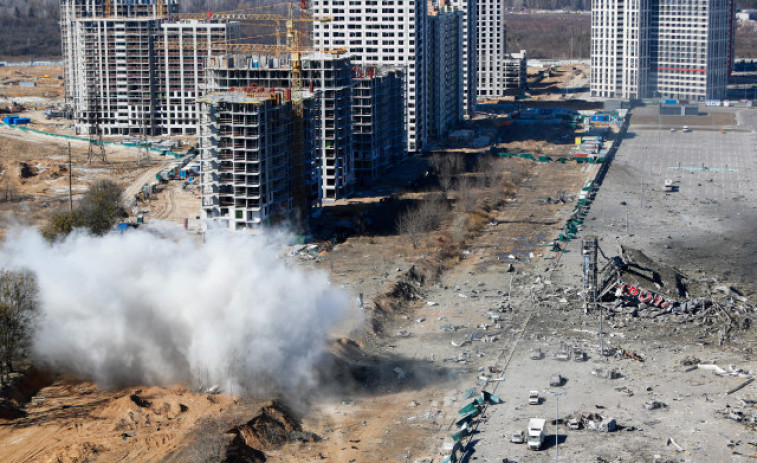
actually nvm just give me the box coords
[551,391,566,463]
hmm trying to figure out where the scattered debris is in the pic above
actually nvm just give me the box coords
[592,367,622,380]
[727,378,755,395]
[129,393,151,408]
[644,400,666,411]
[666,437,684,452]
[599,417,617,433]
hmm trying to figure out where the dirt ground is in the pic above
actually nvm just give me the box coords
[0,379,245,463]
[0,123,174,239]
[0,65,64,102]
[1,65,754,463]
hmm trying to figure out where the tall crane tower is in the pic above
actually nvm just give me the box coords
[158,5,336,218]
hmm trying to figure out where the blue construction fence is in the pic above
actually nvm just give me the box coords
[0,121,187,158]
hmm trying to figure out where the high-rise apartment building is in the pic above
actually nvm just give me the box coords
[445,0,477,116]
[311,0,428,153]
[204,53,356,202]
[60,0,237,136]
[476,0,507,99]
[428,5,463,140]
[157,20,240,135]
[591,0,733,100]
[199,90,305,230]
[352,65,406,181]
[502,50,527,93]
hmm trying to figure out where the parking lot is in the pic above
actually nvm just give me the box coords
[570,107,757,291]
[466,107,757,463]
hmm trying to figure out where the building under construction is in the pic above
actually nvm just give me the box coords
[199,89,319,230]
[60,0,238,136]
[502,50,528,94]
[352,65,405,181]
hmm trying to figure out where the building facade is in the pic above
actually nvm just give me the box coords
[591,0,733,100]
[427,5,463,140]
[352,65,406,181]
[199,91,297,230]
[446,0,477,117]
[476,0,507,100]
[60,0,237,136]
[311,0,428,153]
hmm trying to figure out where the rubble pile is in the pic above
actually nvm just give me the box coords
[232,400,318,451]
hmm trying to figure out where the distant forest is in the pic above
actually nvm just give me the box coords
[0,0,755,60]
[0,0,282,58]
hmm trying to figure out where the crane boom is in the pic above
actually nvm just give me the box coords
[173,12,330,22]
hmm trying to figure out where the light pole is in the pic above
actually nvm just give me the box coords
[551,391,566,463]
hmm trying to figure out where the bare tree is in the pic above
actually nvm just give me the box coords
[476,156,503,189]
[0,269,39,388]
[430,153,463,197]
[396,206,424,249]
[0,173,18,203]
[395,194,449,248]
[456,175,483,213]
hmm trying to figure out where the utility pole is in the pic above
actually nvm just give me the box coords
[68,143,73,211]
[599,295,604,358]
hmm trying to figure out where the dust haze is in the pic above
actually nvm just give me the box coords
[0,224,357,396]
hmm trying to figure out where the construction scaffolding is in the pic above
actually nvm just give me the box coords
[198,89,297,230]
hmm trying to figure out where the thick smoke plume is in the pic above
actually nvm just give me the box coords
[0,225,355,395]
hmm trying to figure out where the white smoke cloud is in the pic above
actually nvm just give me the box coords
[0,225,356,395]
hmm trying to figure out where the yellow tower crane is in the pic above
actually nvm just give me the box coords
[158,4,339,219]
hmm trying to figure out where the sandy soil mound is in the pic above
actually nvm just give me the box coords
[233,400,317,451]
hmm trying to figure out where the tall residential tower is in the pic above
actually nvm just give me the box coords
[476,0,507,100]
[591,0,733,100]
[311,0,428,153]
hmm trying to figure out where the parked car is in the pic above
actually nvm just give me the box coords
[511,430,525,444]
